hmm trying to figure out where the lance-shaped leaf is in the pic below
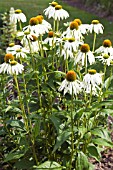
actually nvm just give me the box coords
[52,130,71,153]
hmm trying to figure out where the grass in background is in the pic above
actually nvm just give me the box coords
[0,0,113,48]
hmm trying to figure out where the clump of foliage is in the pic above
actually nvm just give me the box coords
[0,1,113,170]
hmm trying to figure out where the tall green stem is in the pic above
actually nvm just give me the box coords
[36,73,42,108]
[92,32,96,52]
[103,63,107,82]
[53,20,56,31]
[14,74,39,165]
[70,91,74,170]
[56,20,59,32]
[18,21,22,31]
[13,74,29,131]
[84,53,87,74]
[20,59,30,115]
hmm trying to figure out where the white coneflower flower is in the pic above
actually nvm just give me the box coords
[0,54,24,75]
[74,18,89,34]
[54,5,69,21]
[95,39,113,55]
[6,43,21,53]
[76,44,95,66]
[58,70,82,95]
[18,30,40,53]
[14,47,29,59]
[29,35,40,53]
[43,1,58,19]
[63,21,83,41]
[6,43,29,58]
[64,37,83,52]
[96,53,113,66]
[25,15,51,36]
[60,48,74,60]
[89,20,104,34]
[10,9,27,23]
[44,31,58,46]
[36,14,51,29]
[83,69,103,95]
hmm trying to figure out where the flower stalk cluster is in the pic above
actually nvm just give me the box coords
[0,1,113,170]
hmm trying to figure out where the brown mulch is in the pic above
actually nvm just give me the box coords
[62,1,113,169]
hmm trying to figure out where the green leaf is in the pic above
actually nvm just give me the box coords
[6,120,24,129]
[14,158,34,169]
[50,115,61,134]
[92,138,113,147]
[43,43,51,50]
[91,128,106,138]
[4,105,22,113]
[52,131,71,153]
[104,77,111,89]
[33,120,41,139]
[104,76,113,89]
[91,128,111,142]
[33,161,63,170]
[54,71,66,76]
[102,109,113,116]
[92,100,113,110]
[4,151,25,162]
[87,144,101,161]
[77,151,94,170]
[4,106,12,113]
[74,108,84,119]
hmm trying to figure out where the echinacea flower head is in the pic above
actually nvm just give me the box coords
[29,34,40,52]
[75,44,95,66]
[66,70,76,81]
[58,70,82,95]
[51,1,58,7]
[89,19,104,34]
[74,19,82,26]
[15,48,29,59]
[10,60,24,75]
[103,39,112,47]
[10,9,27,23]
[95,39,113,55]
[27,16,51,36]
[96,53,113,66]
[6,44,29,59]
[0,54,24,75]
[70,21,79,30]
[6,43,21,54]
[83,69,103,95]
[64,37,82,52]
[48,31,55,38]
[36,15,44,24]
[29,17,39,26]
[110,60,113,65]
[60,48,74,60]
[52,5,69,21]
[4,53,14,63]
[18,30,40,52]
[73,19,89,35]
[63,21,83,41]
[43,1,58,19]
[44,31,57,46]
[80,43,90,53]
